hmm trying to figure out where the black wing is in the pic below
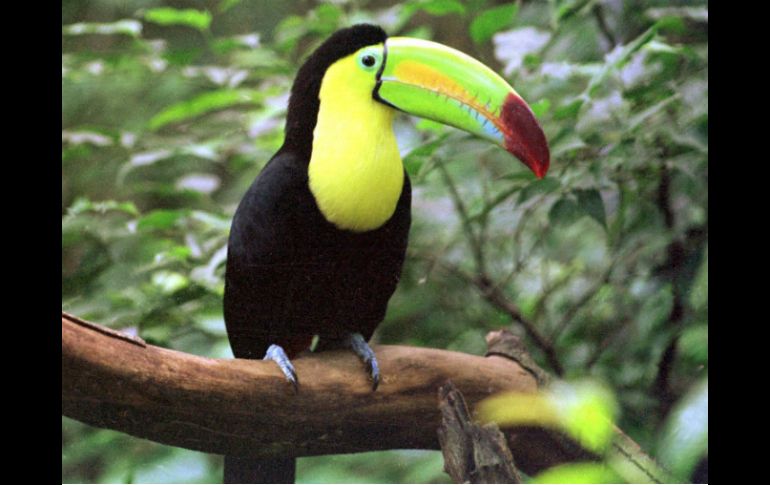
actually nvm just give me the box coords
[224,151,312,359]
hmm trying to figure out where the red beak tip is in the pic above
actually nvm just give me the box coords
[501,93,551,180]
[532,160,549,179]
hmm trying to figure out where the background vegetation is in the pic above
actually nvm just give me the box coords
[62,0,707,482]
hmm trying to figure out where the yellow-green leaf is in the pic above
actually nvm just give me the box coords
[550,380,617,454]
[478,380,618,454]
[144,7,212,32]
[477,392,560,428]
[533,462,622,484]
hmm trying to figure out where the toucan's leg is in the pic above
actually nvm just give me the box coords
[264,344,298,392]
[347,333,380,391]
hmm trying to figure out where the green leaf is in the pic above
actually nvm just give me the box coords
[413,0,466,16]
[533,462,621,484]
[523,53,541,70]
[657,378,708,481]
[164,47,204,66]
[470,3,519,44]
[679,324,708,364]
[554,97,584,120]
[529,98,551,118]
[549,198,582,227]
[137,210,187,231]
[404,156,425,177]
[143,8,212,32]
[403,134,450,178]
[574,189,607,229]
[62,20,142,37]
[653,16,688,35]
[149,89,261,130]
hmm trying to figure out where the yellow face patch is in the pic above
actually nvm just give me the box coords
[308,45,405,232]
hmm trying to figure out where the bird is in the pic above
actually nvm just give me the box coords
[223,24,549,483]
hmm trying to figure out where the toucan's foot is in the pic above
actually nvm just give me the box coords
[264,344,298,392]
[346,333,380,391]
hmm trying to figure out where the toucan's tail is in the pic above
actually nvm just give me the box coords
[223,456,296,483]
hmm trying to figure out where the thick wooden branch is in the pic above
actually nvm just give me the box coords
[62,313,589,475]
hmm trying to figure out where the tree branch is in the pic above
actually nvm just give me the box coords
[62,312,587,475]
[63,313,667,481]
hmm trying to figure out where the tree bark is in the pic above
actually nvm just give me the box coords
[438,381,521,483]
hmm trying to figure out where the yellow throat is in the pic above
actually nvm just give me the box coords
[308,49,404,232]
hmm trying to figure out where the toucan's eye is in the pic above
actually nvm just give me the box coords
[357,50,381,71]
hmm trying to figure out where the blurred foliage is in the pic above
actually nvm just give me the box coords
[656,377,708,481]
[62,0,707,483]
[479,380,618,455]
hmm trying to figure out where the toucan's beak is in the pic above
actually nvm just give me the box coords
[374,37,550,178]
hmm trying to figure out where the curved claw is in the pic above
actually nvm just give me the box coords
[347,333,380,391]
[367,356,380,391]
[264,344,299,392]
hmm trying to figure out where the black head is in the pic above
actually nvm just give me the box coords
[282,24,388,158]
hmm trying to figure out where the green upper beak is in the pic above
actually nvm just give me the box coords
[373,37,550,178]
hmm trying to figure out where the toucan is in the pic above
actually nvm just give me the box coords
[223,24,549,483]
